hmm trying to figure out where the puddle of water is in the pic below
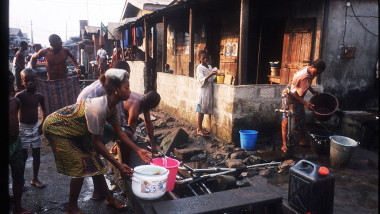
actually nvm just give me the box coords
[357,191,378,209]
[267,172,289,187]
[351,184,377,193]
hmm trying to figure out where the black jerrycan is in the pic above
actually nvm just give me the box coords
[288,159,335,214]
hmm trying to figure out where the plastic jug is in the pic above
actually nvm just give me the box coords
[288,159,335,214]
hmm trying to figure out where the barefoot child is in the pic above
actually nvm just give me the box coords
[196,50,217,136]
[9,71,32,214]
[16,68,46,188]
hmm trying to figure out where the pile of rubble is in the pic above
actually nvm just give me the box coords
[133,110,296,189]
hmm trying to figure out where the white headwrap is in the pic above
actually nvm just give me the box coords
[105,68,129,81]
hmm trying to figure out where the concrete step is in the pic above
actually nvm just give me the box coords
[152,185,282,214]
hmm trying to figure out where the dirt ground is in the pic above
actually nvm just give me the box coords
[9,108,378,213]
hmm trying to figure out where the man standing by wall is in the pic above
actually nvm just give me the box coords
[96,44,108,76]
[15,41,28,91]
[31,34,80,115]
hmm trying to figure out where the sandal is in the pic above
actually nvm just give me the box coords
[197,130,209,137]
[202,129,210,134]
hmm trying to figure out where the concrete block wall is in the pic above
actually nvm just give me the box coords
[212,84,235,141]
[128,61,147,95]
[231,85,323,144]
[157,72,323,143]
[156,73,199,124]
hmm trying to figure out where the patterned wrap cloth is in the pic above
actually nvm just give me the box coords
[37,76,81,116]
[43,100,106,178]
[281,85,306,133]
[9,137,24,169]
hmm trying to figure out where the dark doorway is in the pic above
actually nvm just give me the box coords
[256,19,285,84]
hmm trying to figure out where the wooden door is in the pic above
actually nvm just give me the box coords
[280,18,315,85]
[219,26,239,85]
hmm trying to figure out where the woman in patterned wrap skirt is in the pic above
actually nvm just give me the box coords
[43,68,152,214]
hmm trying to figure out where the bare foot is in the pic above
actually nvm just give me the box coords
[65,208,84,214]
[281,145,288,153]
[110,143,117,154]
[30,179,46,188]
[299,141,310,147]
[13,207,32,214]
[90,193,105,200]
[106,198,126,210]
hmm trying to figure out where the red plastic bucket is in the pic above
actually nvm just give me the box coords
[151,157,180,192]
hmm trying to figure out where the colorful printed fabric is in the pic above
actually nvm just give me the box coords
[281,94,305,132]
[9,137,23,169]
[37,76,81,116]
[43,100,106,177]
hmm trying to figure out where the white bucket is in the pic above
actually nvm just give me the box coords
[131,165,169,200]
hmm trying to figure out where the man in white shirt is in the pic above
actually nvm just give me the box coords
[97,44,108,75]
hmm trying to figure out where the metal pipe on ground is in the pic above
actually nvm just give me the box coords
[167,191,180,200]
[175,162,281,185]
[181,163,213,194]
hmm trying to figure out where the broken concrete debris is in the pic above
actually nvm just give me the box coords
[174,147,202,160]
[225,159,245,168]
[277,159,295,174]
[215,175,236,190]
[160,128,189,155]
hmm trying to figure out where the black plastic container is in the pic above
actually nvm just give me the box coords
[288,160,335,214]
[307,128,334,156]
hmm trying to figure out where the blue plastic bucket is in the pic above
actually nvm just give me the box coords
[239,130,258,150]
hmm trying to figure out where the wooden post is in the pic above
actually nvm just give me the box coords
[153,25,157,60]
[188,7,195,77]
[144,19,149,62]
[121,30,125,60]
[238,0,249,85]
[162,16,167,73]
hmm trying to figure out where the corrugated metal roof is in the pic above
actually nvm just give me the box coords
[129,0,173,10]
[84,26,100,34]
[117,0,186,30]
[9,28,23,36]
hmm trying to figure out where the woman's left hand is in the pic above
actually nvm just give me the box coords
[118,163,134,178]
[137,149,152,163]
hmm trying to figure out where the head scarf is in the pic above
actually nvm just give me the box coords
[105,68,129,81]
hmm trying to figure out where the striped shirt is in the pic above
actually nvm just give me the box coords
[76,80,127,126]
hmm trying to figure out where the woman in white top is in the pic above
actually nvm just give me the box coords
[43,68,152,213]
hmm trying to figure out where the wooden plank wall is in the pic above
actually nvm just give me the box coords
[219,24,239,85]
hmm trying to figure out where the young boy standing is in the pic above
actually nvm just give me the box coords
[9,71,32,214]
[196,50,217,136]
[16,68,46,188]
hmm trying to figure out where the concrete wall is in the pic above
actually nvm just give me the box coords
[231,84,322,144]
[157,72,235,141]
[157,72,323,143]
[322,0,378,110]
[129,61,147,95]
